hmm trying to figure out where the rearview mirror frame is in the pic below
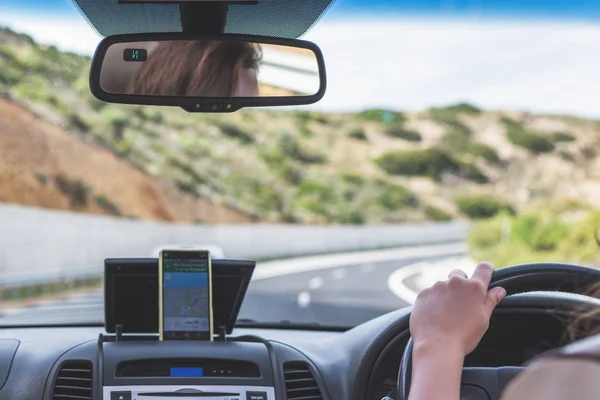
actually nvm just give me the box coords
[89,33,327,113]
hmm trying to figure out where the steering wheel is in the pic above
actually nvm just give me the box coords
[396,262,600,400]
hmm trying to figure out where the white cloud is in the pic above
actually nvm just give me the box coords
[302,18,600,117]
[2,13,600,118]
[0,12,101,55]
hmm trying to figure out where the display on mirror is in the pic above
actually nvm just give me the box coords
[158,250,213,341]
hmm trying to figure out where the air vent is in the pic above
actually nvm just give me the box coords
[52,360,93,400]
[283,361,323,400]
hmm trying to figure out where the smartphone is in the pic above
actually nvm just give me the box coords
[158,250,214,341]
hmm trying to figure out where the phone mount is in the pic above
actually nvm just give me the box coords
[101,323,229,343]
[101,258,256,342]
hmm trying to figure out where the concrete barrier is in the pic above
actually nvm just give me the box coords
[0,203,469,287]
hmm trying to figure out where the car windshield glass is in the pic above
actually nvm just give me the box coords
[2,0,600,328]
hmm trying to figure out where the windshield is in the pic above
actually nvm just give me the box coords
[2,0,600,329]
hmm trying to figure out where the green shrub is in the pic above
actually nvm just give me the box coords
[441,130,469,151]
[298,123,312,138]
[375,148,460,180]
[552,131,576,143]
[87,95,106,111]
[167,156,205,185]
[279,163,304,185]
[34,173,47,185]
[385,125,422,142]
[500,117,521,130]
[294,179,335,220]
[459,162,489,184]
[147,110,164,124]
[429,108,471,135]
[335,204,365,224]
[348,127,367,141]
[278,134,326,164]
[468,142,501,164]
[297,179,335,202]
[295,111,329,124]
[341,173,365,186]
[559,212,600,263]
[502,117,554,154]
[507,129,554,154]
[510,213,569,252]
[55,174,89,208]
[262,146,286,167]
[559,150,575,162]
[116,140,134,157]
[357,109,406,124]
[176,180,200,197]
[425,205,453,221]
[309,112,329,124]
[441,102,482,115]
[466,211,600,268]
[219,123,253,144]
[226,174,285,217]
[100,108,129,140]
[95,195,121,216]
[377,181,417,210]
[68,113,90,132]
[455,195,514,219]
[467,216,505,248]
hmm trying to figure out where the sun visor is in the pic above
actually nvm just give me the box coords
[72,0,334,38]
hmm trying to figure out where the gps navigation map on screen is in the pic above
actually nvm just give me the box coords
[163,256,210,335]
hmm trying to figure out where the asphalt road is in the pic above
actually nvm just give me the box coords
[0,255,451,328]
[238,258,427,327]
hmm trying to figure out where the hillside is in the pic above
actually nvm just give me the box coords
[0,95,250,222]
[2,26,600,225]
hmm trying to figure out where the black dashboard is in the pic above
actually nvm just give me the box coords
[0,292,596,400]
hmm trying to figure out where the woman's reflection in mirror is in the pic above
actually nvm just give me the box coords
[126,40,261,97]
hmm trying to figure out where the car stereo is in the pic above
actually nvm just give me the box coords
[103,385,274,400]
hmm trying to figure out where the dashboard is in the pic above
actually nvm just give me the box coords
[0,292,594,400]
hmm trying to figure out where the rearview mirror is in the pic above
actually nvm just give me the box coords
[89,34,327,112]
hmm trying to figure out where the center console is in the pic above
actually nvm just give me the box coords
[100,258,279,400]
[101,341,276,400]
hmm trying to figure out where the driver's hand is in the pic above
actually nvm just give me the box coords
[409,261,506,356]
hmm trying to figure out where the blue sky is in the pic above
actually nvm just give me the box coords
[2,0,600,116]
[334,0,600,18]
[5,0,600,20]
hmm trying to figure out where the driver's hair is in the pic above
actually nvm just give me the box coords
[565,229,600,342]
[126,40,262,97]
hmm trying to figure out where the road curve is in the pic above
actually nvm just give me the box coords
[0,248,464,328]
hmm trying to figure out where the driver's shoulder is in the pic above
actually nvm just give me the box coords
[501,334,600,400]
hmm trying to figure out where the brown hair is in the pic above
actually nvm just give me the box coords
[127,40,261,97]
[565,229,600,342]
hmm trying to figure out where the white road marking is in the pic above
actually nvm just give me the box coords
[252,243,467,281]
[387,257,477,304]
[297,291,311,308]
[387,262,431,304]
[308,277,323,289]
[331,268,347,280]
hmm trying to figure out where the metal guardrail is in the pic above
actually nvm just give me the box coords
[0,203,470,295]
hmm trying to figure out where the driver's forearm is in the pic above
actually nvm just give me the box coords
[408,341,464,400]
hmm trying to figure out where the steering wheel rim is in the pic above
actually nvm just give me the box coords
[396,262,600,400]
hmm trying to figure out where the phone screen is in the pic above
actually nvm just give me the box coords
[159,250,213,341]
